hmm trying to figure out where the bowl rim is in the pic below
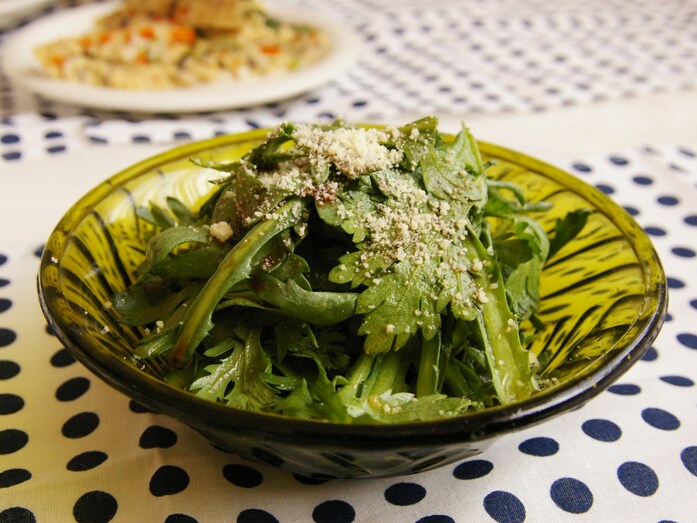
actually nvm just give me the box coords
[38,128,668,449]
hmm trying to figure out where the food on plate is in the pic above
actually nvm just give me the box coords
[113,117,589,423]
[33,0,330,89]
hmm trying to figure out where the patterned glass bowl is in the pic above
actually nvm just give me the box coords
[38,129,667,479]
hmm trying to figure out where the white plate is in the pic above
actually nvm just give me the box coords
[2,1,360,113]
[0,0,53,30]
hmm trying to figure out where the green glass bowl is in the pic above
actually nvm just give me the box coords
[37,129,667,479]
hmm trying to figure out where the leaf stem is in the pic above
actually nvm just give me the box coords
[170,199,305,367]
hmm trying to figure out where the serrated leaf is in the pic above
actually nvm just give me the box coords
[421,123,486,204]
[356,260,441,354]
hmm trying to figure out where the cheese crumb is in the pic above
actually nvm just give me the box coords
[209,221,233,242]
[292,125,403,178]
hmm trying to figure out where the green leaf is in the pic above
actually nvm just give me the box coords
[166,196,196,225]
[138,226,210,276]
[548,209,592,258]
[113,279,202,326]
[355,259,441,354]
[251,274,358,325]
[169,198,306,367]
[190,326,277,410]
[421,123,486,204]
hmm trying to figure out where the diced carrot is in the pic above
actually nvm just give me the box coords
[139,26,155,39]
[170,26,196,44]
[51,55,65,67]
[123,29,132,43]
[261,44,281,55]
[136,52,149,64]
[98,32,111,44]
[79,36,92,49]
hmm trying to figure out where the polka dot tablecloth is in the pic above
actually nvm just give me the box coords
[1,143,696,523]
[1,0,697,521]
[2,0,697,163]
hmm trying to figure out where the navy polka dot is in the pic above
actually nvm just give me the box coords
[44,131,63,139]
[642,407,680,430]
[0,507,36,522]
[237,509,279,523]
[3,151,22,161]
[62,412,100,438]
[684,215,697,226]
[550,477,593,513]
[223,464,263,488]
[0,255,6,266]
[67,451,109,471]
[641,347,658,361]
[73,491,118,523]
[384,482,426,506]
[623,206,639,216]
[0,279,8,288]
[0,468,31,488]
[659,375,694,387]
[617,461,659,496]
[671,246,696,257]
[667,277,685,289]
[139,426,177,449]
[483,491,526,523]
[582,419,622,442]
[0,328,17,347]
[415,516,455,523]
[312,500,356,523]
[46,145,66,154]
[0,133,20,144]
[0,393,24,415]
[50,349,75,367]
[0,299,11,313]
[572,162,592,173]
[129,400,155,413]
[632,175,653,185]
[681,446,697,477]
[595,183,615,194]
[55,377,90,401]
[293,474,329,485]
[132,135,151,143]
[608,383,641,395]
[0,429,28,455]
[518,437,559,456]
[644,226,667,236]
[0,360,20,380]
[609,155,629,166]
[165,515,198,523]
[453,459,493,479]
[677,333,697,349]
[149,465,190,496]
[657,195,679,206]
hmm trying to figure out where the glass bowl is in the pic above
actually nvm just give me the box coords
[37,129,667,479]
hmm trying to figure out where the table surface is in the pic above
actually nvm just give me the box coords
[1,1,696,522]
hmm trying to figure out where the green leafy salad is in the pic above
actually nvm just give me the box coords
[114,116,588,423]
